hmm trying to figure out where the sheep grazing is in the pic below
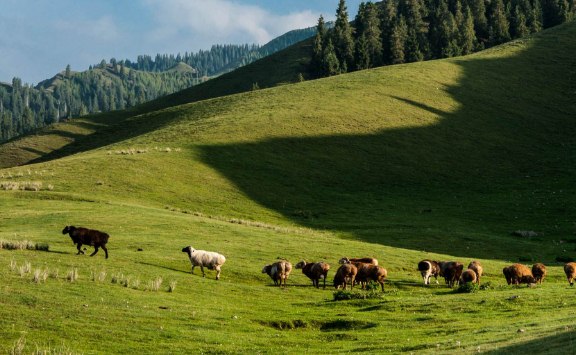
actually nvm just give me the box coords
[532,263,547,284]
[467,260,483,284]
[333,263,358,290]
[338,257,378,266]
[439,261,464,288]
[262,260,292,287]
[564,262,576,286]
[459,269,477,285]
[355,263,388,292]
[418,260,441,285]
[295,260,330,289]
[181,246,226,280]
[503,263,535,285]
[62,226,110,259]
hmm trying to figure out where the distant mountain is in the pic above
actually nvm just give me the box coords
[0,25,319,143]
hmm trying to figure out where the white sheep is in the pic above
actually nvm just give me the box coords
[181,246,226,280]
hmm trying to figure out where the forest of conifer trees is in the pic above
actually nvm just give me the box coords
[311,0,575,77]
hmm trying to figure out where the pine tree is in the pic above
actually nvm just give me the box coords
[380,0,398,64]
[511,5,530,38]
[390,16,408,64]
[355,34,371,70]
[459,5,477,55]
[333,0,355,72]
[488,0,511,46]
[528,0,544,32]
[464,0,489,48]
[401,0,429,59]
[323,39,341,76]
[355,2,383,68]
[312,15,327,76]
[65,64,71,78]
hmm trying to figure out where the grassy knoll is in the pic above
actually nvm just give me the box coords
[0,22,575,353]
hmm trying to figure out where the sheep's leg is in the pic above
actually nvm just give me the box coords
[380,280,385,292]
[101,245,109,259]
[200,265,205,277]
[191,265,195,274]
[215,265,221,280]
[90,246,99,257]
[76,243,84,255]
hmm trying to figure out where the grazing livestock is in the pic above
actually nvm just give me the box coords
[418,260,441,285]
[295,261,330,289]
[439,261,464,288]
[459,269,477,285]
[503,264,535,285]
[467,261,483,284]
[355,263,388,292]
[181,246,226,280]
[62,226,109,259]
[262,260,292,287]
[338,257,378,266]
[564,262,576,286]
[532,263,547,284]
[333,263,358,290]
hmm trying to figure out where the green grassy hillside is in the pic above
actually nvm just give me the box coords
[0,22,575,353]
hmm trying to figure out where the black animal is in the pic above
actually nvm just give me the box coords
[62,226,109,258]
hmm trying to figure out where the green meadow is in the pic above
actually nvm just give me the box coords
[1,22,575,353]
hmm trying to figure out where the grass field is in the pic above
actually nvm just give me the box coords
[0,22,575,353]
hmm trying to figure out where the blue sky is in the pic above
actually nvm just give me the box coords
[0,0,363,84]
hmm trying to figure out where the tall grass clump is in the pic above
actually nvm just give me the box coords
[168,280,177,293]
[9,258,17,271]
[18,262,32,277]
[9,335,26,355]
[148,277,163,291]
[0,239,49,251]
[66,268,78,282]
[33,268,49,283]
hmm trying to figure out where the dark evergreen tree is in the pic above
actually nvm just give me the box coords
[464,0,489,48]
[323,39,341,76]
[312,15,328,76]
[488,0,511,46]
[355,2,383,68]
[380,0,398,64]
[333,0,356,72]
[511,4,530,38]
[390,15,408,64]
[459,5,478,55]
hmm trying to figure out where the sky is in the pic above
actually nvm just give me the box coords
[0,0,363,85]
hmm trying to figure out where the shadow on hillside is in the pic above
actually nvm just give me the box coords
[197,25,576,259]
[484,330,576,354]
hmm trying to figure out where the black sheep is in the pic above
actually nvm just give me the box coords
[62,226,109,259]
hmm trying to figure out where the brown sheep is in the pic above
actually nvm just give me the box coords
[355,263,388,292]
[467,261,483,284]
[338,257,378,266]
[418,260,440,285]
[459,269,477,285]
[333,263,357,290]
[62,226,110,259]
[295,261,330,289]
[439,261,464,288]
[262,260,292,287]
[504,263,535,285]
[532,263,547,284]
[564,262,576,286]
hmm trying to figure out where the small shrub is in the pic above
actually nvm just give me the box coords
[50,269,60,279]
[33,268,48,283]
[97,271,107,282]
[333,290,383,301]
[480,281,493,290]
[456,282,479,293]
[18,262,32,277]
[131,278,141,290]
[9,258,17,271]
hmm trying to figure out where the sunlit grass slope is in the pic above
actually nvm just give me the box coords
[0,22,575,353]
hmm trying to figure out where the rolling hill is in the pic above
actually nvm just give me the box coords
[0,21,575,354]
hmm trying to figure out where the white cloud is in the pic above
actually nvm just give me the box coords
[144,0,317,45]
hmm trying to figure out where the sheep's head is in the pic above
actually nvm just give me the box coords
[62,226,75,234]
[338,257,350,264]
[262,265,272,274]
[295,260,307,269]
[181,246,194,253]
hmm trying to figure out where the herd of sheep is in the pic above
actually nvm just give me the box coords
[62,225,576,289]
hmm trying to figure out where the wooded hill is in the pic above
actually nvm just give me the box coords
[0,26,317,143]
